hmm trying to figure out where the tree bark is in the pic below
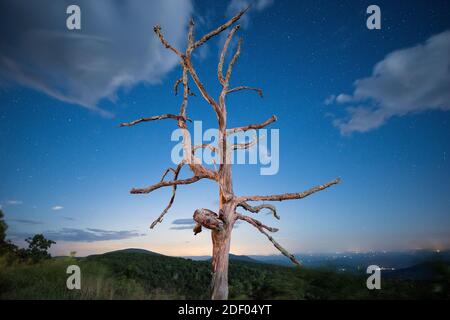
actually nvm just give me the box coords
[211,159,234,299]
[211,223,232,299]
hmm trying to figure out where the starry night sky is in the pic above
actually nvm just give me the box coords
[0,0,449,256]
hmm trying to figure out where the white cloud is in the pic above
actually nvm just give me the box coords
[330,30,450,135]
[52,206,64,211]
[335,94,353,104]
[0,0,193,114]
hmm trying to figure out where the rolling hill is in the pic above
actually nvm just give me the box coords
[1,249,449,299]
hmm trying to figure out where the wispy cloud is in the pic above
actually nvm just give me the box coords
[7,218,43,225]
[171,226,196,231]
[52,206,64,211]
[172,218,195,225]
[0,0,193,113]
[328,30,450,135]
[170,218,196,231]
[43,228,145,242]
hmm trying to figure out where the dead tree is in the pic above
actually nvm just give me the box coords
[121,8,340,300]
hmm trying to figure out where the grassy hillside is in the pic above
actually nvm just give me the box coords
[1,250,449,299]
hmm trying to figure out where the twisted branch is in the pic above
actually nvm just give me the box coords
[237,201,279,220]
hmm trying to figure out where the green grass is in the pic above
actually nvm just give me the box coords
[1,252,449,300]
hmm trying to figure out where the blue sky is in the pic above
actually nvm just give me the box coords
[0,0,449,256]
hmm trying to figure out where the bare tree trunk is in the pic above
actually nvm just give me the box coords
[211,158,234,299]
[211,224,232,299]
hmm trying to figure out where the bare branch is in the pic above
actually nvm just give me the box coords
[180,66,189,119]
[174,77,195,97]
[237,201,279,220]
[150,162,185,229]
[238,178,341,202]
[119,114,191,127]
[231,133,259,150]
[228,115,277,134]
[227,86,263,97]
[192,7,249,50]
[218,25,240,85]
[260,227,301,266]
[173,78,182,96]
[224,38,242,84]
[153,25,182,57]
[235,212,300,265]
[184,58,220,114]
[130,175,203,194]
[187,18,195,51]
[160,167,176,183]
[236,213,278,232]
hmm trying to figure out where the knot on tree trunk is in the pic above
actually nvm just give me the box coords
[193,208,224,235]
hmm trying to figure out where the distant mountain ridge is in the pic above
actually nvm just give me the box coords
[103,248,450,272]
[107,248,162,256]
[103,249,261,264]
